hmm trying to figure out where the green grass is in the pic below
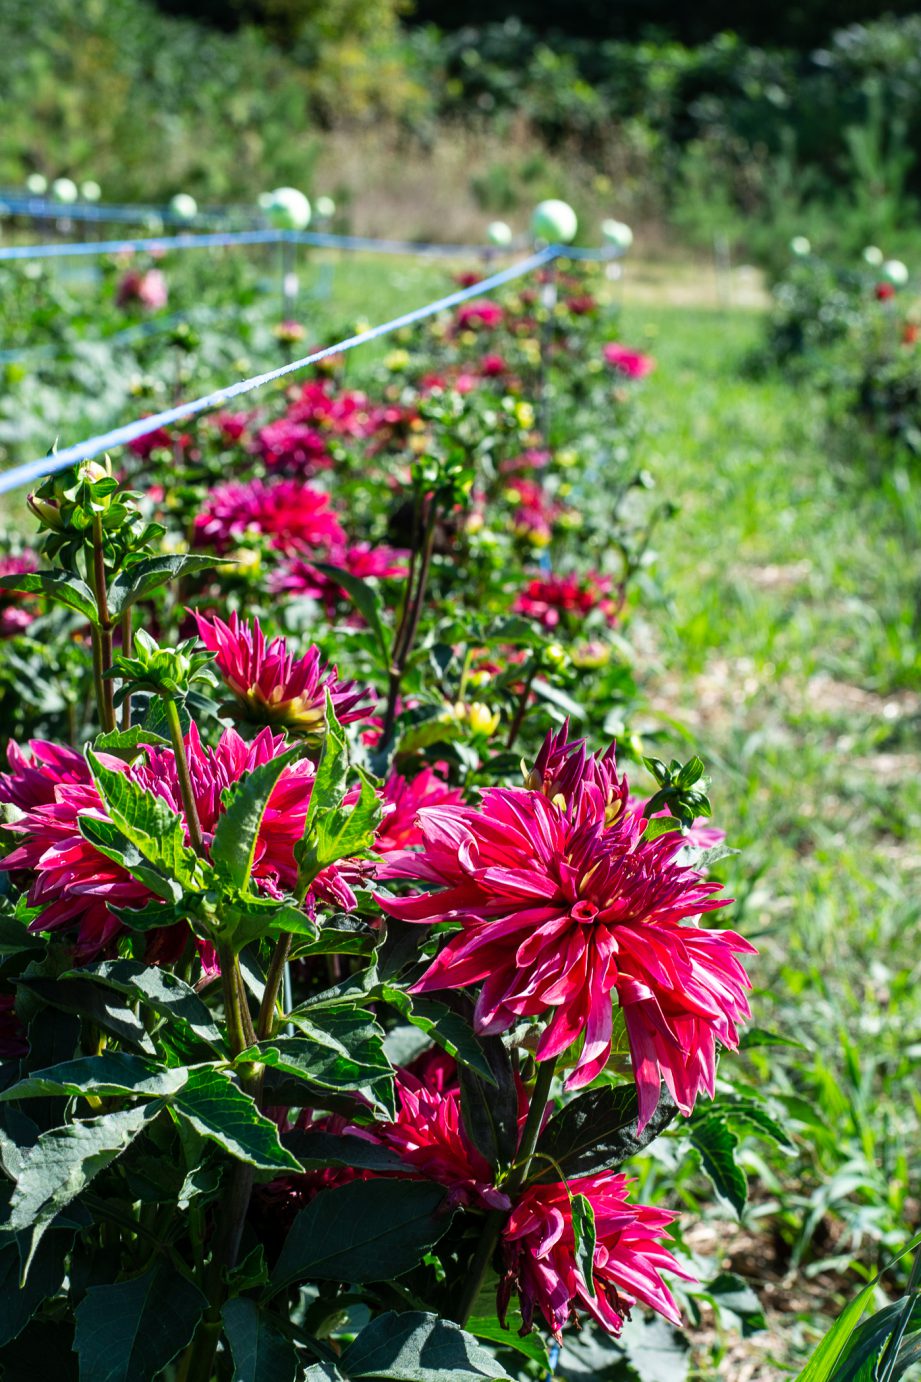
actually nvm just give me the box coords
[619,303,921,1375]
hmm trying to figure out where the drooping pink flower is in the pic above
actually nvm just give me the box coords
[0,552,39,638]
[194,478,346,556]
[193,610,375,736]
[499,1173,692,1339]
[368,1065,511,1211]
[256,419,332,477]
[603,343,655,379]
[376,766,465,857]
[377,731,753,1127]
[456,300,504,331]
[514,571,619,630]
[0,726,359,960]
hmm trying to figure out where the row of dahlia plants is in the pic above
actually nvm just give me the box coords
[0,263,769,1380]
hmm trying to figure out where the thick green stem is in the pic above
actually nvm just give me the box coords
[453,1056,558,1327]
[382,496,439,743]
[257,934,291,1043]
[164,697,206,856]
[505,659,540,751]
[120,609,133,730]
[89,515,117,733]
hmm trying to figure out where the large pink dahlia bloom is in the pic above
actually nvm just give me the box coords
[378,731,754,1127]
[194,478,346,556]
[499,1174,691,1339]
[0,727,358,959]
[194,611,374,736]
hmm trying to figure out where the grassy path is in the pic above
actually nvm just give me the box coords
[620,304,921,1377]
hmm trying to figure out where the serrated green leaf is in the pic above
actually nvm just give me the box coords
[644,815,683,840]
[0,1053,188,1102]
[533,1084,677,1182]
[0,570,98,624]
[170,1067,301,1172]
[340,1311,513,1381]
[222,1296,300,1382]
[107,554,233,616]
[282,1130,409,1175]
[74,1259,207,1382]
[85,748,200,888]
[93,726,170,752]
[0,1226,75,1348]
[18,975,155,1053]
[211,744,306,892]
[571,1193,597,1300]
[381,990,497,1085]
[269,1179,450,1293]
[64,960,225,1054]
[691,1115,747,1216]
[4,1104,160,1269]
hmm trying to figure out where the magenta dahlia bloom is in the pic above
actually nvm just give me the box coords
[0,551,39,638]
[378,731,754,1127]
[256,419,333,477]
[194,478,346,556]
[0,726,359,960]
[514,571,618,631]
[376,766,466,857]
[270,543,408,613]
[287,380,376,438]
[456,300,504,331]
[499,1174,692,1339]
[116,268,168,311]
[194,610,374,737]
[603,342,655,379]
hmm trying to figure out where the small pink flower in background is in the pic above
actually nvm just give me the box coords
[256,419,333,477]
[456,300,504,331]
[116,268,168,311]
[194,610,374,736]
[0,726,359,960]
[275,319,306,344]
[480,353,508,377]
[128,422,189,461]
[499,1174,692,1339]
[454,271,481,288]
[194,478,346,556]
[288,381,375,439]
[210,411,251,444]
[603,342,656,379]
[0,551,39,638]
[565,293,597,315]
[270,543,408,614]
[377,726,754,1127]
[376,766,465,856]
[875,281,896,302]
[514,571,618,630]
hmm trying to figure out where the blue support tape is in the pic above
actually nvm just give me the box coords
[0,246,559,495]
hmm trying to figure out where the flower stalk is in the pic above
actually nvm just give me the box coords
[88,514,116,734]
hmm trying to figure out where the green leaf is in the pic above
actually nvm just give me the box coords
[73,1259,208,1382]
[93,726,170,752]
[0,1053,188,1102]
[310,562,391,669]
[340,1311,513,1381]
[296,697,382,890]
[0,1225,75,1347]
[381,991,496,1086]
[244,1007,394,1114]
[457,1035,519,1172]
[19,975,155,1053]
[531,677,585,720]
[170,1067,301,1172]
[282,1130,409,1176]
[643,815,683,840]
[690,1115,747,1216]
[63,960,225,1054]
[0,570,98,624]
[467,1313,549,1369]
[793,1281,877,1381]
[85,748,200,887]
[740,1026,807,1051]
[571,1193,597,1300]
[222,1297,301,1382]
[269,1180,450,1293]
[4,1104,160,1268]
[211,744,306,892]
[78,815,183,904]
[533,1084,677,1182]
[106,554,233,616]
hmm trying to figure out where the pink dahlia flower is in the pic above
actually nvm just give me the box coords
[514,571,619,631]
[256,419,332,477]
[368,1065,511,1211]
[287,381,375,439]
[0,551,39,638]
[270,543,408,613]
[456,300,504,331]
[0,726,359,960]
[603,343,655,379]
[116,268,168,311]
[499,1174,692,1339]
[194,478,346,556]
[193,610,374,736]
[376,766,465,857]
[377,732,754,1127]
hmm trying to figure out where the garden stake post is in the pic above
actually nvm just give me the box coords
[537,259,558,443]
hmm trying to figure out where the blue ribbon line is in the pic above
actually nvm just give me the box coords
[1,223,625,266]
[0,195,256,228]
[0,246,562,495]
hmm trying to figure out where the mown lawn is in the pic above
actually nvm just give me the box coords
[620,303,921,1377]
